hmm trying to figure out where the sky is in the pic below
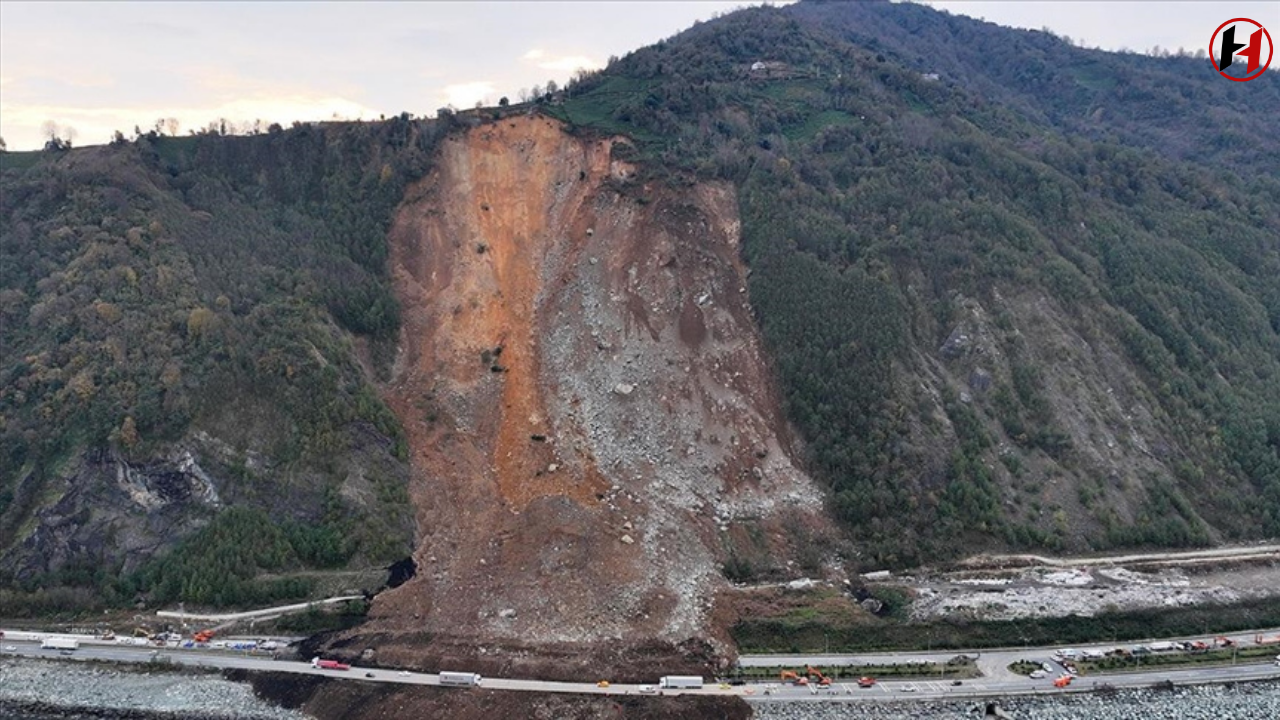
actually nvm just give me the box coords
[1,1,1276,151]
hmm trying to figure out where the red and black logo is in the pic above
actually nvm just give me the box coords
[1210,18,1272,81]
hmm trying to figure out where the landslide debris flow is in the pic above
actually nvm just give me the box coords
[356,115,835,670]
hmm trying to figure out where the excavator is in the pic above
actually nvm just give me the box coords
[192,629,215,643]
[779,670,809,686]
[806,665,833,687]
[1214,636,1237,648]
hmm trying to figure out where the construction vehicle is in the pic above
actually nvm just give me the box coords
[1053,675,1072,688]
[1255,634,1280,646]
[311,657,351,671]
[780,670,808,686]
[857,676,877,688]
[1214,636,1236,648]
[806,665,833,687]
[193,629,215,643]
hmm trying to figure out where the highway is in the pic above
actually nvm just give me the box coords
[3,631,1279,703]
[741,626,1280,681]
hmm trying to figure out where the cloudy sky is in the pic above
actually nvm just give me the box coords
[1,1,1275,150]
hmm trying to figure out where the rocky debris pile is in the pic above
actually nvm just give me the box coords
[907,564,1252,621]
[0,659,307,719]
[749,681,1280,719]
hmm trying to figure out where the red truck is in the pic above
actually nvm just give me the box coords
[311,657,351,671]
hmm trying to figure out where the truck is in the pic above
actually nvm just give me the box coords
[658,676,703,689]
[438,671,482,687]
[41,637,79,651]
[310,657,350,671]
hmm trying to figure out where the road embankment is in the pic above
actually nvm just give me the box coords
[0,658,303,719]
[751,680,1280,720]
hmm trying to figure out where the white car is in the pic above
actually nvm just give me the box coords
[899,686,917,692]
[638,685,656,694]
[1029,670,1047,679]
[3,645,16,651]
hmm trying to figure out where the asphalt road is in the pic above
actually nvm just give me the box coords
[3,633,1279,703]
[740,626,1280,681]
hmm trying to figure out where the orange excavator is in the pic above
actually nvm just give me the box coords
[1214,636,1237,648]
[780,670,808,686]
[806,665,833,687]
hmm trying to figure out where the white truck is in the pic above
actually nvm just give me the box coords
[41,637,79,651]
[658,675,704,689]
[438,671,482,687]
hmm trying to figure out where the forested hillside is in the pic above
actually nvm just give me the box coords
[548,0,1280,566]
[0,117,443,612]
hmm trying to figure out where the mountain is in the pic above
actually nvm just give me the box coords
[1,0,1278,683]
[546,0,1280,567]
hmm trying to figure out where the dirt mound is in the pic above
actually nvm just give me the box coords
[340,115,834,674]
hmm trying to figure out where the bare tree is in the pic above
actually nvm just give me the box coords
[546,79,558,95]
[0,136,7,152]
[41,120,60,141]
[164,117,180,136]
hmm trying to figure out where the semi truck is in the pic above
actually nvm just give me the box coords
[658,675,703,689]
[438,671,482,687]
[41,637,79,651]
[310,657,350,671]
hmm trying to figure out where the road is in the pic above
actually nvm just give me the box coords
[3,631,1279,703]
[740,626,1280,681]
[154,595,364,623]
[958,543,1280,570]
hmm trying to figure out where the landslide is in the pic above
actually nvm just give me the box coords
[339,115,836,677]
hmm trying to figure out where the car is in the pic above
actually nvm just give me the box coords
[638,685,656,694]
[3,645,15,651]
[727,678,746,686]
[951,680,963,686]
[1029,670,1047,679]
[365,672,375,678]
[899,685,917,692]
[398,671,410,676]
[59,650,74,656]
[596,680,610,688]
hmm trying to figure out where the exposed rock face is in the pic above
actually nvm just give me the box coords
[357,115,832,672]
[0,421,413,584]
[0,447,221,580]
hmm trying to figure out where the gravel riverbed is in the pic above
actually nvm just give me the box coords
[0,659,310,719]
[750,681,1280,719]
